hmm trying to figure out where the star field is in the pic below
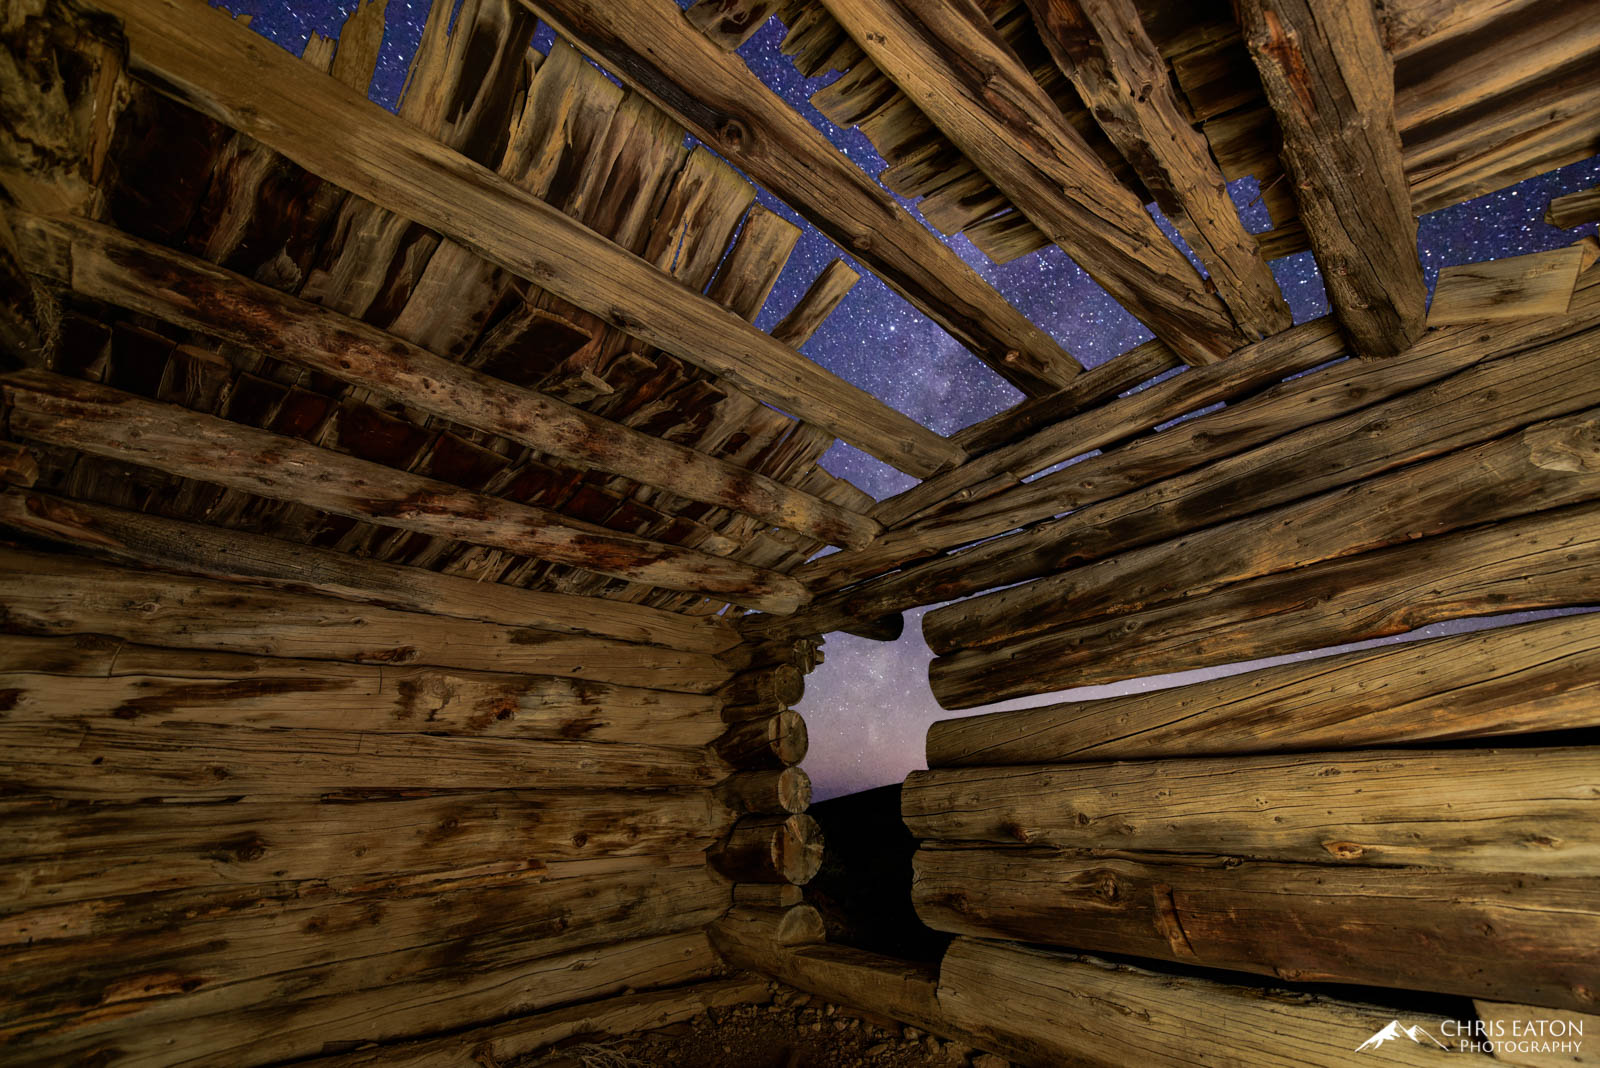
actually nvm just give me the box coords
[227,3,1600,800]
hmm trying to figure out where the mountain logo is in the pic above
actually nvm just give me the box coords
[1356,1020,1451,1052]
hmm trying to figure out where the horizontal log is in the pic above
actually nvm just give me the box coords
[0,789,734,910]
[7,926,719,1066]
[2,369,807,613]
[732,883,804,908]
[0,546,730,691]
[924,612,1600,766]
[712,905,826,949]
[95,0,964,476]
[0,487,738,653]
[928,501,1600,707]
[311,976,770,1068]
[937,941,1515,1067]
[719,664,804,707]
[928,409,1600,653]
[838,613,903,642]
[0,443,38,487]
[1428,246,1587,325]
[711,813,824,885]
[14,212,879,549]
[1472,1000,1600,1065]
[716,767,813,814]
[713,710,809,769]
[903,748,1600,875]
[916,847,1600,1011]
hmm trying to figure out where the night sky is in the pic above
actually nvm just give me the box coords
[225,1,1600,799]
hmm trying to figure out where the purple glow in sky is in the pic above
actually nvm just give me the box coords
[223,1,1600,800]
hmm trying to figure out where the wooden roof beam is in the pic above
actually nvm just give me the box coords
[819,0,1250,367]
[14,211,878,550]
[1237,0,1426,357]
[519,0,1085,395]
[2,370,810,614]
[1024,0,1291,340]
[89,0,961,479]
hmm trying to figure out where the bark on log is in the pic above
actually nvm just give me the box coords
[716,767,813,814]
[917,848,1600,1011]
[1,369,809,613]
[903,747,1600,875]
[1237,0,1426,357]
[90,0,965,475]
[711,813,825,884]
[819,0,1246,366]
[13,212,879,549]
[927,409,1600,653]
[936,939,1511,1067]
[928,501,1600,707]
[713,710,809,769]
[521,0,1084,395]
[0,486,738,652]
[0,546,731,691]
[924,612,1600,766]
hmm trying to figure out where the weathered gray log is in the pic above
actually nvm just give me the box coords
[927,409,1600,653]
[0,486,738,652]
[819,0,1244,365]
[521,0,1083,395]
[916,847,1600,1011]
[903,747,1600,875]
[924,612,1600,766]
[711,813,825,884]
[1,369,808,613]
[13,212,879,549]
[0,545,731,691]
[713,710,808,769]
[716,767,813,814]
[1238,0,1426,357]
[91,0,965,475]
[928,502,1600,707]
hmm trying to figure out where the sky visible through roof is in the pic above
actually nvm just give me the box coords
[225,0,1600,799]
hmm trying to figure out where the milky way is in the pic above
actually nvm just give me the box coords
[224,1,1600,799]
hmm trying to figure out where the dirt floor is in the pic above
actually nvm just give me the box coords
[532,981,1010,1068]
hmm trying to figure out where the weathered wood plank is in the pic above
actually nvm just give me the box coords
[928,409,1600,652]
[924,612,1600,766]
[903,747,1600,875]
[15,211,878,549]
[2,370,809,613]
[0,546,731,691]
[928,501,1600,707]
[770,258,860,349]
[1428,246,1587,325]
[1547,186,1600,229]
[0,487,739,652]
[938,939,1474,1067]
[1025,0,1290,339]
[923,852,1600,1012]
[1237,0,1426,357]
[526,0,1085,394]
[821,0,1247,366]
[91,0,962,476]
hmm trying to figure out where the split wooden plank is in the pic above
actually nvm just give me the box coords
[903,747,1600,875]
[921,851,1600,1012]
[1025,0,1290,339]
[1237,0,1426,357]
[820,0,1248,366]
[928,409,1600,652]
[0,545,733,691]
[2,370,809,613]
[928,501,1600,707]
[0,487,739,652]
[15,212,878,550]
[1548,185,1600,229]
[923,611,1600,766]
[520,0,1085,395]
[937,940,1471,1068]
[91,0,961,476]
[770,259,860,349]
[1428,246,1587,325]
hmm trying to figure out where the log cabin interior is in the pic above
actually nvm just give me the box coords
[1,0,1597,1063]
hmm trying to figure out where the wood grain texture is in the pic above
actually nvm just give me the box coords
[1547,186,1600,229]
[924,611,1600,766]
[711,812,824,884]
[1428,246,1586,325]
[1237,0,1426,357]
